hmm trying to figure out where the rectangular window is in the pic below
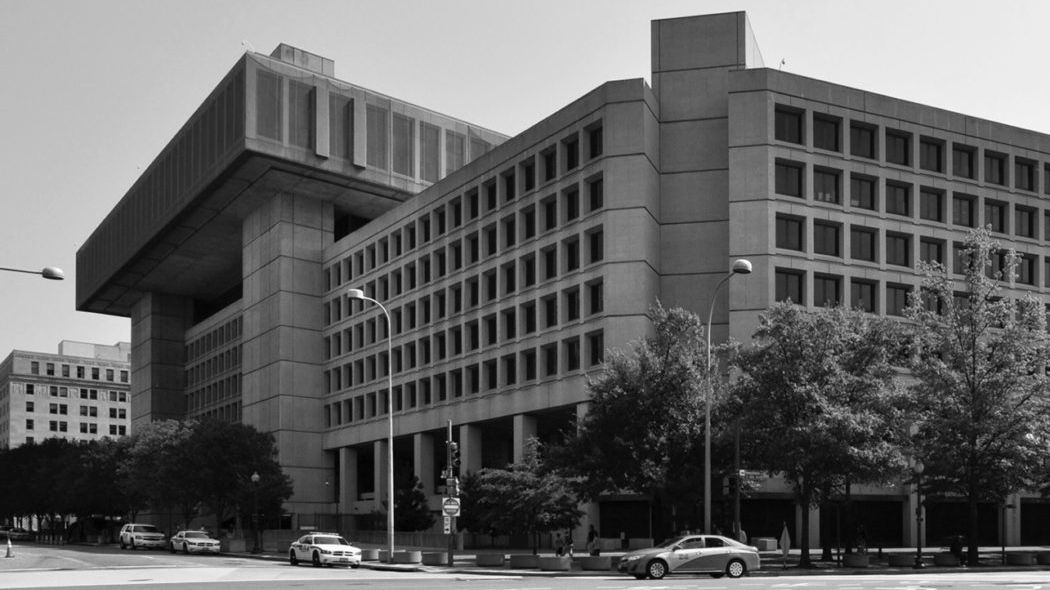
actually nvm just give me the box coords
[886,284,911,316]
[919,188,944,222]
[446,130,465,175]
[775,215,804,251]
[919,238,945,265]
[985,200,1006,233]
[919,137,944,172]
[367,105,390,169]
[952,145,976,179]
[543,295,558,328]
[522,158,536,192]
[588,331,604,366]
[952,194,976,227]
[564,187,580,221]
[564,136,580,171]
[813,221,841,257]
[564,288,580,322]
[589,125,603,159]
[850,123,876,159]
[543,246,557,280]
[775,269,804,304]
[775,161,803,197]
[1018,254,1036,285]
[565,338,581,372]
[420,122,440,182]
[588,280,604,314]
[813,114,840,151]
[850,226,877,262]
[886,232,912,267]
[1016,206,1036,239]
[885,130,911,165]
[543,344,558,376]
[1016,160,1036,192]
[543,148,557,182]
[543,196,557,230]
[588,177,604,211]
[813,168,840,204]
[814,274,841,307]
[849,174,876,210]
[588,228,604,263]
[985,151,1006,185]
[392,113,415,177]
[774,107,803,144]
[851,280,877,313]
[885,182,910,217]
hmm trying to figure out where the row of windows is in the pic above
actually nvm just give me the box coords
[776,215,1044,285]
[325,226,605,329]
[23,419,126,436]
[190,402,241,425]
[326,174,605,290]
[324,330,605,427]
[186,375,241,414]
[775,106,1050,193]
[775,161,1050,240]
[22,384,128,402]
[326,280,605,385]
[23,402,126,419]
[186,317,242,361]
[28,362,128,382]
[186,345,242,386]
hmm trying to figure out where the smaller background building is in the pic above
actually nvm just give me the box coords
[0,341,132,448]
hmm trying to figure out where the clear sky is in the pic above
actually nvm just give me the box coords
[1,0,1048,358]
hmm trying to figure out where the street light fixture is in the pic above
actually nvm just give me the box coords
[913,461,924,569]
[0,266,64,280]
[250,471,261,554]
[704,258,752,534]
[347,287,395,560]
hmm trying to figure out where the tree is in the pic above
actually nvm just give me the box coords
[730,303,908,567]
[391,472,436,532]
[119,419,197,526]
[460,439,582,554]
[906,227,1050,565]
[550,303,708,537]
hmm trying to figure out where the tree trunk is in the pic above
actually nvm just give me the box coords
[968,495,980,566]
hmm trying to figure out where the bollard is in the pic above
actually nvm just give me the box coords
[5,536,12,558]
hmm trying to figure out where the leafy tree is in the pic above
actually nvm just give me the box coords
[550,303,708,536]
[730,303,908,567]
[906,227,1050,565]
[119,419,197,525]
[391,472,436,532]
[460,439,582,554]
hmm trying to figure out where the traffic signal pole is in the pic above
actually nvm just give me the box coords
[446,419,457,567]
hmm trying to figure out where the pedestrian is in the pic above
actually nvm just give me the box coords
[587,525,600,556]
[554,532,564,556]
[565,530,574,558]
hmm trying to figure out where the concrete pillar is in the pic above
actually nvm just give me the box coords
[129,293,193,428]
[338,447,357,512]
[459,423,482,476]
[374,438,389,514]
[414,432,435,495]
[241,193,333,516]
[1005,494,1021,546]
[806,505,820,550]
[512,414,537,463]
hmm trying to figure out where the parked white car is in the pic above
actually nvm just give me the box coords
[288,532,361,568]
[169,530,220,554]
[119,523,166,550]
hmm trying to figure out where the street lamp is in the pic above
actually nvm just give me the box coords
[913,461,924,569]
[347,287,395,560]
[0,266,64,280]
[250,471,261,554]
[704,258,752,534]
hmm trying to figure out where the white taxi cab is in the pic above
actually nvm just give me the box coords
[288,532,362,568]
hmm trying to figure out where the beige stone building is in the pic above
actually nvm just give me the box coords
[0,341,132,448]
[78,12,1050,547]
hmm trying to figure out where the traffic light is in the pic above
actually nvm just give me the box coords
[449,441,460,470]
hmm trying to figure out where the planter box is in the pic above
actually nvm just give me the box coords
[538,556,571,571]
[508,554,539,568]
[887,553,915,567]
[392,550,422,564]
[421,552,447,565]
[379,549,390,563]
[933,553,959,567]
[579,556,612,570]
[221,538,247,553]
[475,553,506,567]
[753,537,777,551]
[1006,552,1034,566]
[843,553,869,568]
[1037,552,1050,565]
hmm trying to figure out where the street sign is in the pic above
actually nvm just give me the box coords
[442,496,461,517]
[443,515,451,534]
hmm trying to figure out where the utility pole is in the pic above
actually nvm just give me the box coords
[445,419,460,567]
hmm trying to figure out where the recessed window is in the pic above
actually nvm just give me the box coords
[985,151,1007,186]
[588,177,604,212]
[588,125,603,159]
[885,182,910,217]
[1016,206,1036,239]
[775,160,803,197]
[952,144,976,179]
[919,238,945,265]
[919,188,944,222]
[886,232,912,267]
[885,130,911,166]
[850,123,876,159]
[886,284,911,316]
[1018,254,1036,285]
[814,274,841,307]
[850,226,877,262]
[775,268,804,304]
[813,168,841,204]
[851,280,877,313]
[775,215,804,251]
[813,114,841,152]
[1015,158,1035,192]
[849,174,876,210]
[587,228,604,263]
[813,221,841,257]
[564,135,580,171]
[952,193,976,227]
[564,187,580,222]
[774,107,804,144]
[919,137,944,173]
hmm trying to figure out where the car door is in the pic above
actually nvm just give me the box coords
[694,536,730,572]
[292,536,307,559]
[669,537,706,572]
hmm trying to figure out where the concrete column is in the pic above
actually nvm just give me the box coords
[1005,494,1021,546]
[512,414,537,463]
[414,432,435,495]
[374,439,389,514]
[805,506,820,550]
[459,423,482,476]
[241,193,333,516]
[129,293,193,428]
[338,447,357,512]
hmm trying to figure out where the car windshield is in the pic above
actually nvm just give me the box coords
[314,536,349,546]
[654,536,690,548]
[184,531,210,539]
[133,525,160,533]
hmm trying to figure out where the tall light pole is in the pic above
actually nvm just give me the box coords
[250,471,261,554]
[0,266,64,280]
[704,258,752,534]
[347,288,395,560]
[913,461,924,568]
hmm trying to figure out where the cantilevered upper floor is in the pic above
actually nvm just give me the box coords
[76,44,507,320]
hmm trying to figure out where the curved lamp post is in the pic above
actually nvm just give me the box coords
[250,471,261,554]
[913,461,924,568]
[704,258,752,534]
[0,266,64,280]
[347,288,395,560]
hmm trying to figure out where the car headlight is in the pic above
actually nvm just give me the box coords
[625,554,642,562]
[320,549,333,554]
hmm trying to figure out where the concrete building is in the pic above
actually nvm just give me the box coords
[79,12,1050,547]
[0,341,132,448]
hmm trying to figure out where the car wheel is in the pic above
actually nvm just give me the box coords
[632,574,646,580]
[170,543,176,554]
[130,539,136,550]
[183,543,190,555]
[710,572,725,578]
[312,551,322,567]
[289,550,299,566]
[351,564,360,569]
[646,559,668,580]
[120,539,127,550]
[726,559,747,578]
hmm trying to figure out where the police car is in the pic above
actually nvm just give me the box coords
[288,532,362,568]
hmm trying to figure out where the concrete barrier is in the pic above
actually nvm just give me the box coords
[843,553,869,568]
[1006,552,1034,566]
[579,556,612,570]
[360,548,379,561]
[887,553,915,567]
[392,550,422,564]
[538,556,571,571]
[508,554,539,568]
[1037,552,1050,565]
[421,552,447,565]
[475,553,506,567]
[933,553,959,566]
[753,537,777,551]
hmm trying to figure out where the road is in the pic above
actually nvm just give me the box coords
[4,545,1050,590]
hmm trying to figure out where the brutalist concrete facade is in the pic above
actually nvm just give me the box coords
[80,12,1050,546]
